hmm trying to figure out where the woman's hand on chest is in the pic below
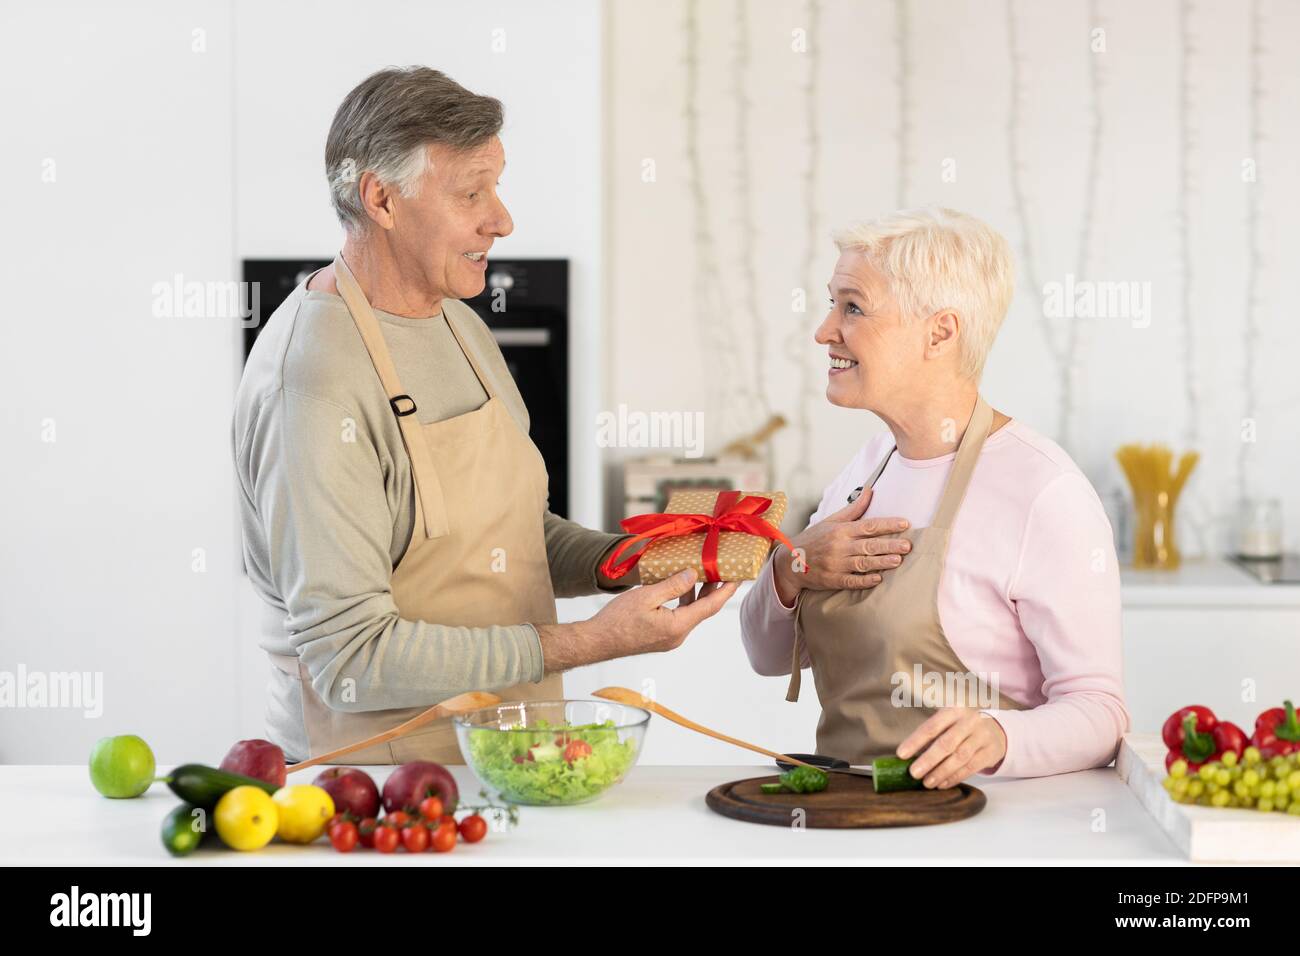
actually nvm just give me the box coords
[772,487,913,605]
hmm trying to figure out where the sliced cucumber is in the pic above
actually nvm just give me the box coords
[872,756,925,793]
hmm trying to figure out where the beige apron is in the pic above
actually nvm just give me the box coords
[268,253,563,765]
[786,396,1025,764]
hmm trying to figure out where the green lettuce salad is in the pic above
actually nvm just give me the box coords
[466,719,638,805]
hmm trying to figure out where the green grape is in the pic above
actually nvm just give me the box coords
[1258,798,1274,813]
[1287,770,1300,790]
[1187,779,1205,799]
[1234,780,1250,798]
[1244,746,1262,766]
[1173,777,1190,796]
[1169,759,1189,778]
[1211,789,1231,808]
[1221,750,1239,768]
[1215,769,1231,787]
[1162,776,1177,793]
[1197,763,1216,782]
[1243,769,1261,788]
[1288,802,1300,816]
[1260,780,1276,799]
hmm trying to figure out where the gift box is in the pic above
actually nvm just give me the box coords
[600,490,791,585]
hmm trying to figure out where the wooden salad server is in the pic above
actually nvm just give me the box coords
[592,686,836,772]
[286,691,501,774]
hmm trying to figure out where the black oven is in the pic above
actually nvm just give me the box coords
[241,258,570,517]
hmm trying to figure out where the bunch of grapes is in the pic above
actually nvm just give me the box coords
[1164,746,1300,813]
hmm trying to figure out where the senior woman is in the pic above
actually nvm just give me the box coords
[740,207,1129,788]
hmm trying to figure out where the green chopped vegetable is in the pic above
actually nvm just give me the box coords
[777,765,829,793]
[759,782,784,794]
[465,719,638,805]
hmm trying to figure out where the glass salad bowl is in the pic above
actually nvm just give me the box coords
[455,699,649,805]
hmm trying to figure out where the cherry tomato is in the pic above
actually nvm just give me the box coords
[385,810,411,828]
[357,817,378,848]
[328,821,359,853]
[564,740,593,763]
[373,825,400,853]
[458,814,488,843]
[400,824,429,853]
[418,796,444,821]
[430,820,457,853]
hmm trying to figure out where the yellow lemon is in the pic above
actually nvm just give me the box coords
[214,785,279,851]
[271,784,335,844]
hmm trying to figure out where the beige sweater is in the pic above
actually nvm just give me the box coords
[232,281,630,720]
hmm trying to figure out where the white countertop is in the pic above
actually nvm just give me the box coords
[1,761,1186,865]
[1119,557,1300,608]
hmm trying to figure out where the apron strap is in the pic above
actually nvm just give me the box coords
[930,396,993,531]
[786,637,803,701]
[332,253,450,540]
[786,441,898,702]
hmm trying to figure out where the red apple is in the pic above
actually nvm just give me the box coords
[382,761,459,815]
[219,739,286,788]
[313,766,380,819]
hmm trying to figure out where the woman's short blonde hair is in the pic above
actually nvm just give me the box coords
[832,207,1015,380]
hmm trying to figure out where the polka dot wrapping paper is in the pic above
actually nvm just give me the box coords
[634,490,789,584]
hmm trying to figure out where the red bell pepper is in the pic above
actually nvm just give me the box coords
[1161,705,1247,772]
[1251,700,1300,759]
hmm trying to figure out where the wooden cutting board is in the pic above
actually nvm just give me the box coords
[1117,733,1300,862]
[706,770,986,828]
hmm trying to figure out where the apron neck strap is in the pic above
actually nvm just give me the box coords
[930,395,994,531]
[332,253,450,540]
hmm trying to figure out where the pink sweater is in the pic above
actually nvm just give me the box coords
[739,418,1129,778]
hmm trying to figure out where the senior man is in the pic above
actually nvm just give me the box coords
[233,66,736,764]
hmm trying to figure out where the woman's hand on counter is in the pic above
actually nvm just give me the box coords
[537,569,739,673]
[771,488,912,606]
[896,708,1009,788]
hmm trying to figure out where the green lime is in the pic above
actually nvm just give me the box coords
[89,734,156,798]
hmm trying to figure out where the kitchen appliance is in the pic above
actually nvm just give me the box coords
[621,457,770,523]
[1229,553,1300,584]
[241,258,571,517]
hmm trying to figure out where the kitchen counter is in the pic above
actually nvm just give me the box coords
[1119,557,1300,608]
[2,762,1186,865]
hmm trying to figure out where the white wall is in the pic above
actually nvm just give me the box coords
[604,0,1300,557]
[5,0,1297,768]
[0,0,603,764]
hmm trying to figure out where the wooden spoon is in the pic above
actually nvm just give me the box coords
[592,686,824,771]
[286,691,501,774]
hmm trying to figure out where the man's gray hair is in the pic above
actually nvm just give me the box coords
[325,66,503,233]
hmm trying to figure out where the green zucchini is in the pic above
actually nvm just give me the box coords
[164,763,277,809]
[872,756,925,793]
[759,782,784,794]
[160,802,209,857]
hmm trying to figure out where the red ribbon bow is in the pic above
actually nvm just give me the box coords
[599,491,795,583]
